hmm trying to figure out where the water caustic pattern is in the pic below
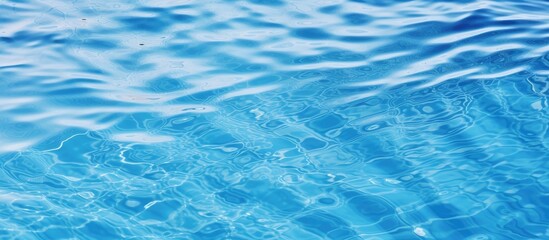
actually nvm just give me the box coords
[0,0,549,239]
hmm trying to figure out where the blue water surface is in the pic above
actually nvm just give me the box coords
[1,0,549,239]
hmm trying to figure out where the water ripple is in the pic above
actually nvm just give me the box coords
[1,0,549,239]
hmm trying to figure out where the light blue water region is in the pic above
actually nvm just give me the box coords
[0,0,549,239]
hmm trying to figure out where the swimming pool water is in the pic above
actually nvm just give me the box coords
[1,0,549,239]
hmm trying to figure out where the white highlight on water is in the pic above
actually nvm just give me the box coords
[414,227,427,237]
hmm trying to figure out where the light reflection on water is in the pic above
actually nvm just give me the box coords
[0,0,549,239]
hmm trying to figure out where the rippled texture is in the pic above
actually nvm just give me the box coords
[1,0,549,239]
